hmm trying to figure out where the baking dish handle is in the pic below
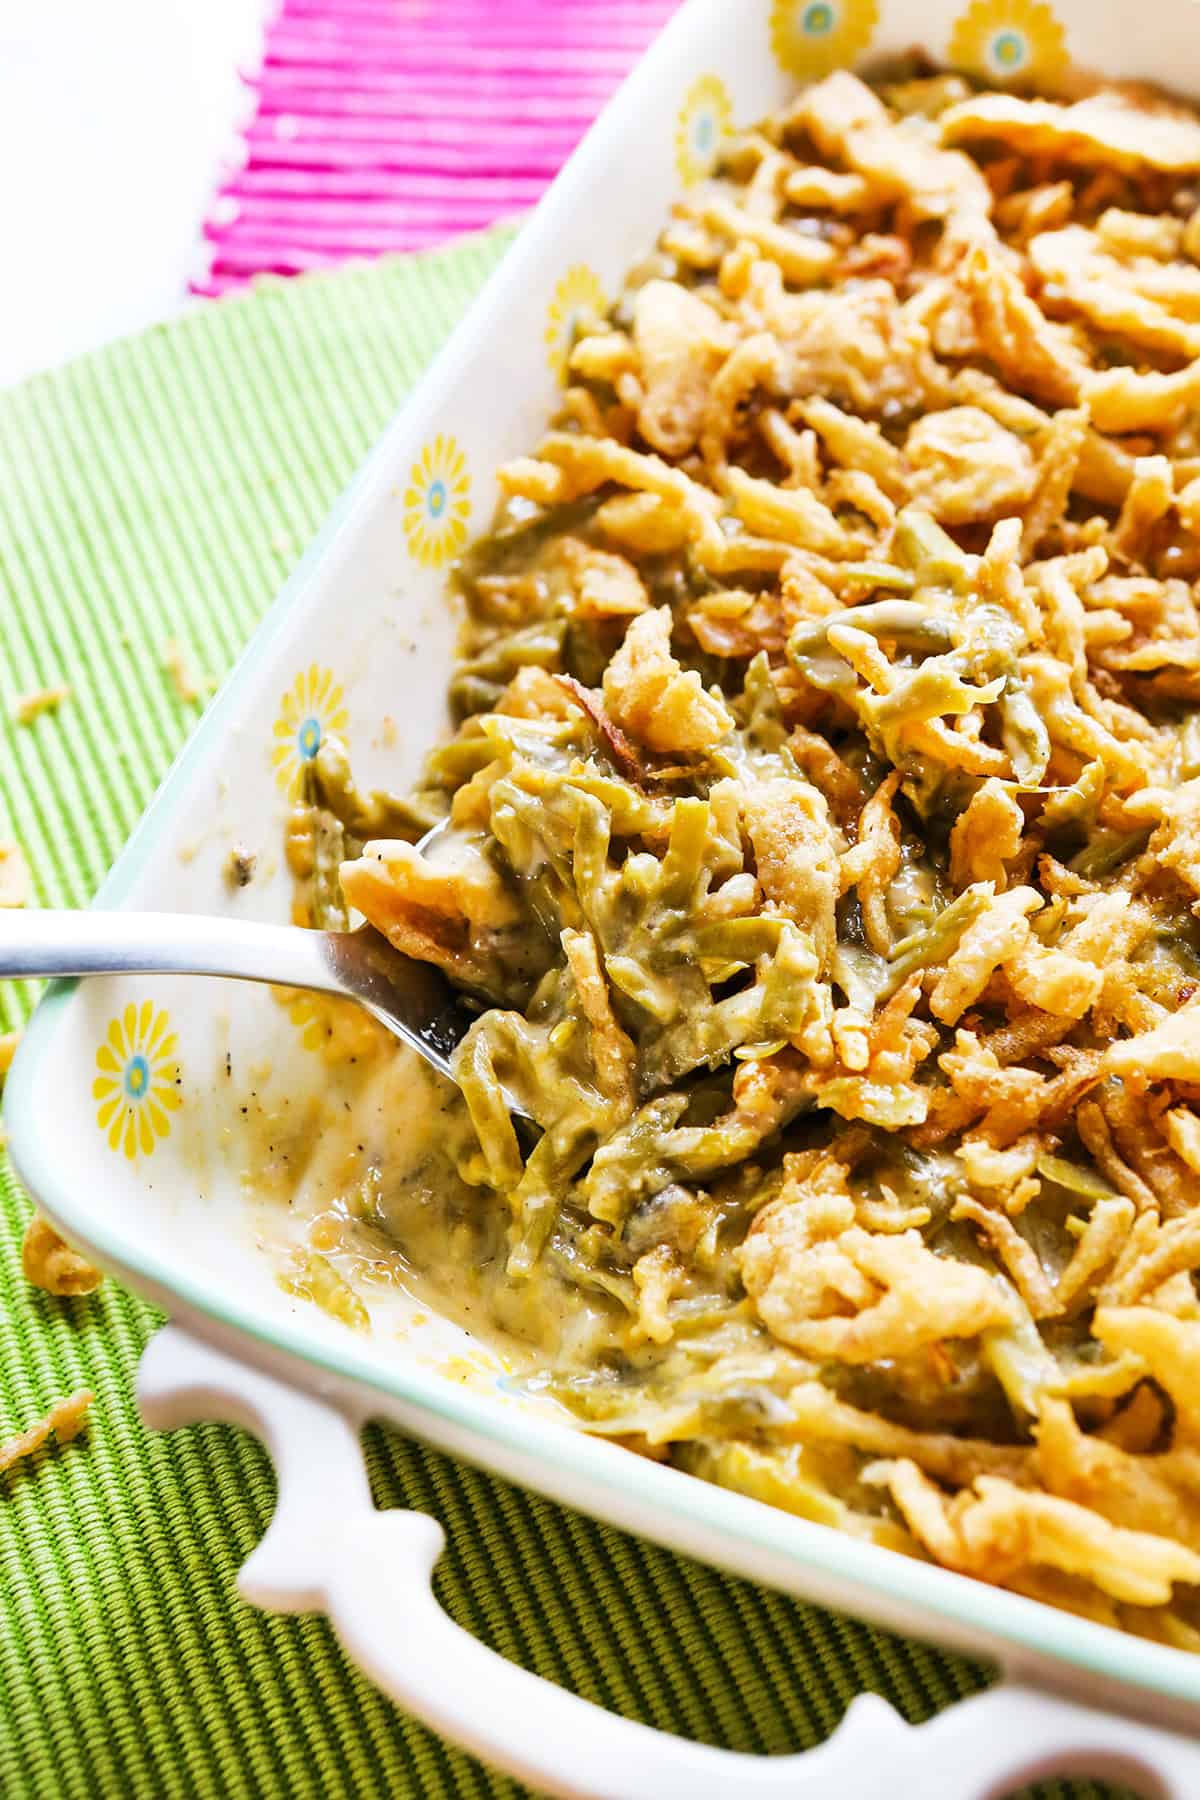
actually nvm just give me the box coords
[137,1325,1200,1800]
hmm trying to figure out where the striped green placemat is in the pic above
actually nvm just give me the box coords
[0,231,1120,1800]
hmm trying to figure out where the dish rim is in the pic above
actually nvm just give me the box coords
[8,0,1200,1722]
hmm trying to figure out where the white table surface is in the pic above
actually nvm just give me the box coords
[0,0,265,390]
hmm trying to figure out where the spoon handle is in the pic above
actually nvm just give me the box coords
[0,909,341,993]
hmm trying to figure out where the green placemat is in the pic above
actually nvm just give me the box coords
[0,233,1120,1800]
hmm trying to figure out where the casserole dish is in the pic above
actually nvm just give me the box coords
[11,0,1200,1790]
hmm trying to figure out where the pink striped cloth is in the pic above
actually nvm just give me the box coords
[197,0,680,294]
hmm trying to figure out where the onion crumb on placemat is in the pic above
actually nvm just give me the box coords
[12,684,71,727]
[22,1214,102,1299]
[0,1389,92,1475]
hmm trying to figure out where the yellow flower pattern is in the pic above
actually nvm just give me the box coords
[93,1001,181,1160]
[402,434,471,566]
[769,0,878,80]
[276,987,385,1063]
[544,265,609,383]
[271,665,348,797]
[283,989,327,1053]
[948,0,1068,85]
[675,75,733,186]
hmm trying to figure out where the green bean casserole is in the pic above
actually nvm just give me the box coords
[286,63,1200,1645]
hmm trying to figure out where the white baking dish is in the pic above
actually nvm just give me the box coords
[10,0,1200,1791]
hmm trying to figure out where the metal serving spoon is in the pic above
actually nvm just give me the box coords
[0,820,527,1111]
[0,906,482,1087]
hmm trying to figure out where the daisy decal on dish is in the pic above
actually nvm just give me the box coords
[675,75,733,186]
[402,434,471,566]
[271,664,349,797]
[769,0,878,80]
[948,0,1068,85]
[544,265,608,383]
[93,1001,181,1160]
[282,990,326,1053]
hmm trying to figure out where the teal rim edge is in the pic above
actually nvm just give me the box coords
[7,0,1200,1727]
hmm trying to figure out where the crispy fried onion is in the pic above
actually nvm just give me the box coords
[740,1156,1014,1361]
[871,1457,1200,1607]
